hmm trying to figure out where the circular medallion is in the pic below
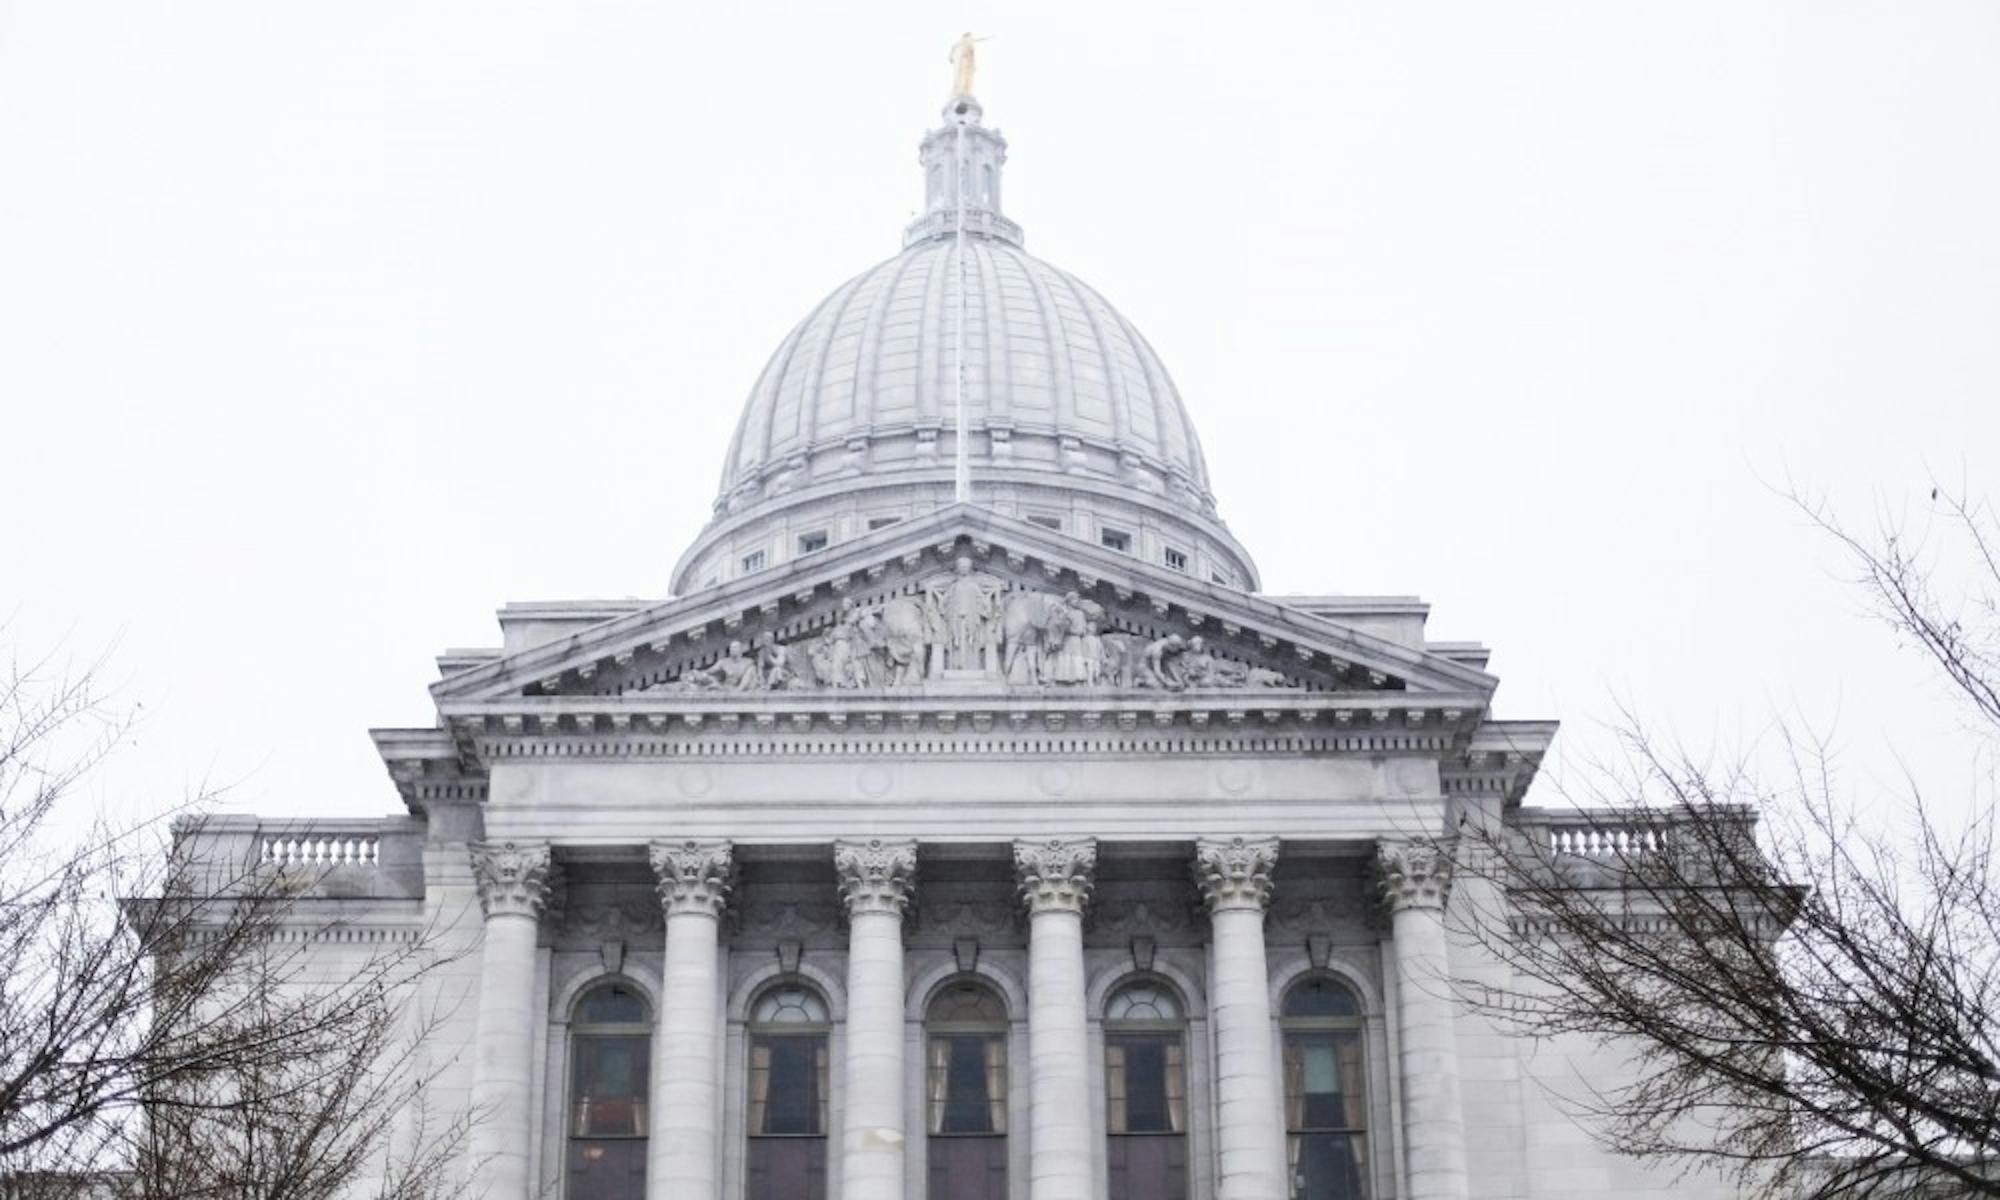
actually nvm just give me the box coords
[677,766,714,798]
[1036,766,1073,797]
[1216,762,1254,796]
[857,765,895,798]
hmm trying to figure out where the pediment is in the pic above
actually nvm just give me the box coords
[431,505,1497,710]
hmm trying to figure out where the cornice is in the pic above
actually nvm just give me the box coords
[440,697,1484,765]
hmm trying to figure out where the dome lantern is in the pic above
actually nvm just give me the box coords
[903,98,1022,250]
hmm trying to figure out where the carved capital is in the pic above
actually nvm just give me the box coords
[833,838,918,917]
[1376,840,1452,913]
[649,839,735,919]
[470,841,557,920]
[1013,837,1097,916]
[1194,836,1280,913]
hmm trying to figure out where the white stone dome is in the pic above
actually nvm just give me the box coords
[671,98,1256,595]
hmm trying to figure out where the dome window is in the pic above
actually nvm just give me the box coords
[797,530,829,555]
[741,549,767,574]
[1100,528,1132,554]
[1027,513,1064,532]
[867,515,904,531]
[1163,547,1188,573]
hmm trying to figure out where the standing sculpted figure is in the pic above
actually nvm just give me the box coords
[948,32,989,98]
[925,556,1004,673]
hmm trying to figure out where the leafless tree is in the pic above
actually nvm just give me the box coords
[1447,487,2000,1199]
[0,638,470,1199]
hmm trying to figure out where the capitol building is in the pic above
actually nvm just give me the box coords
[200,77,1735,1200]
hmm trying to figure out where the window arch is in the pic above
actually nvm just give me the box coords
[925,980,1009,1198]
[1103,979,1188,1200]
[566,980,651,1200]
[1281,976,1369,1200]
[746,981,830,1200]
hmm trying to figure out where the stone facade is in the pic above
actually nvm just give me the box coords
[181,87,1753,1200]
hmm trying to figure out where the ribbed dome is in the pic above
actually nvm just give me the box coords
[670,96,1257,596]
[715,237,1216,515]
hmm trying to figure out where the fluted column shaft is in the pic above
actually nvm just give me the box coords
[1380,841,1468,1200]
[1197,837,1287,1200]
[1013,838,1097,1200]
[648,840,735,1198]
[468,842,556,1200]
[836,839,919,1200]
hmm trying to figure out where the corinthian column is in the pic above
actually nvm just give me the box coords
[648,839,734,1198]
[1378,841,1468,1200]
[1195,836,1286,1200]
[835,838,918,1200]
[468,841,557,1200]
[1013,837,1097,1200]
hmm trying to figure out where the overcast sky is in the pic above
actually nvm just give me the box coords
[3,1,1997,824]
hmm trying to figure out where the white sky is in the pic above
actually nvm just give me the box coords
[3,2,1997,824]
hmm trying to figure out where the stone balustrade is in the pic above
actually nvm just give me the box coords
[172,816,424,899]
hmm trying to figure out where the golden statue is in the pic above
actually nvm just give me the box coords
[948,32,988,98]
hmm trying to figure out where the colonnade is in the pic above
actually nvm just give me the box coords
[463,836,1466,1200]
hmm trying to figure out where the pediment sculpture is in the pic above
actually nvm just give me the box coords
[659,556,1302,695]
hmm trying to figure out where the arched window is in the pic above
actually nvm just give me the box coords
[1281,977,1369,1200]
[746,982,831,1200]
[567,981,651,1200]
[1103,980,1188,1200]
[925,980,1009,1199]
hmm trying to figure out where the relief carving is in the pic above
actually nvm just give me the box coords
[1193,835,1281,913]
[1014,837,1097,915]
[833,838,918,917]
[735,899,842,940]
[654,558,1307,694]
[649,839,735,918]
[470,841,558,920]
[1376,840,1453,913]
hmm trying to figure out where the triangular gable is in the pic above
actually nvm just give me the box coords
[431,505,1498,706]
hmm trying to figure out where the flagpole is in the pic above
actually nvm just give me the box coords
[952,116,970,504]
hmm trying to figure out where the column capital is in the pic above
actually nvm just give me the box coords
[1013,837,1097,915]
[1194,835,1280,913]
[833,838,918,917]
[650,839,735,918]
[469,840,557,920]
[1377,839,1453,913]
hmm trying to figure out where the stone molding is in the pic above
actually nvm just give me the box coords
[833,838,918,917]
[1013,837,1097,915]
[1377,840,1453,912]
[649,839,735,918]
[1193,835,1281,913]
[469,840,557,920]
